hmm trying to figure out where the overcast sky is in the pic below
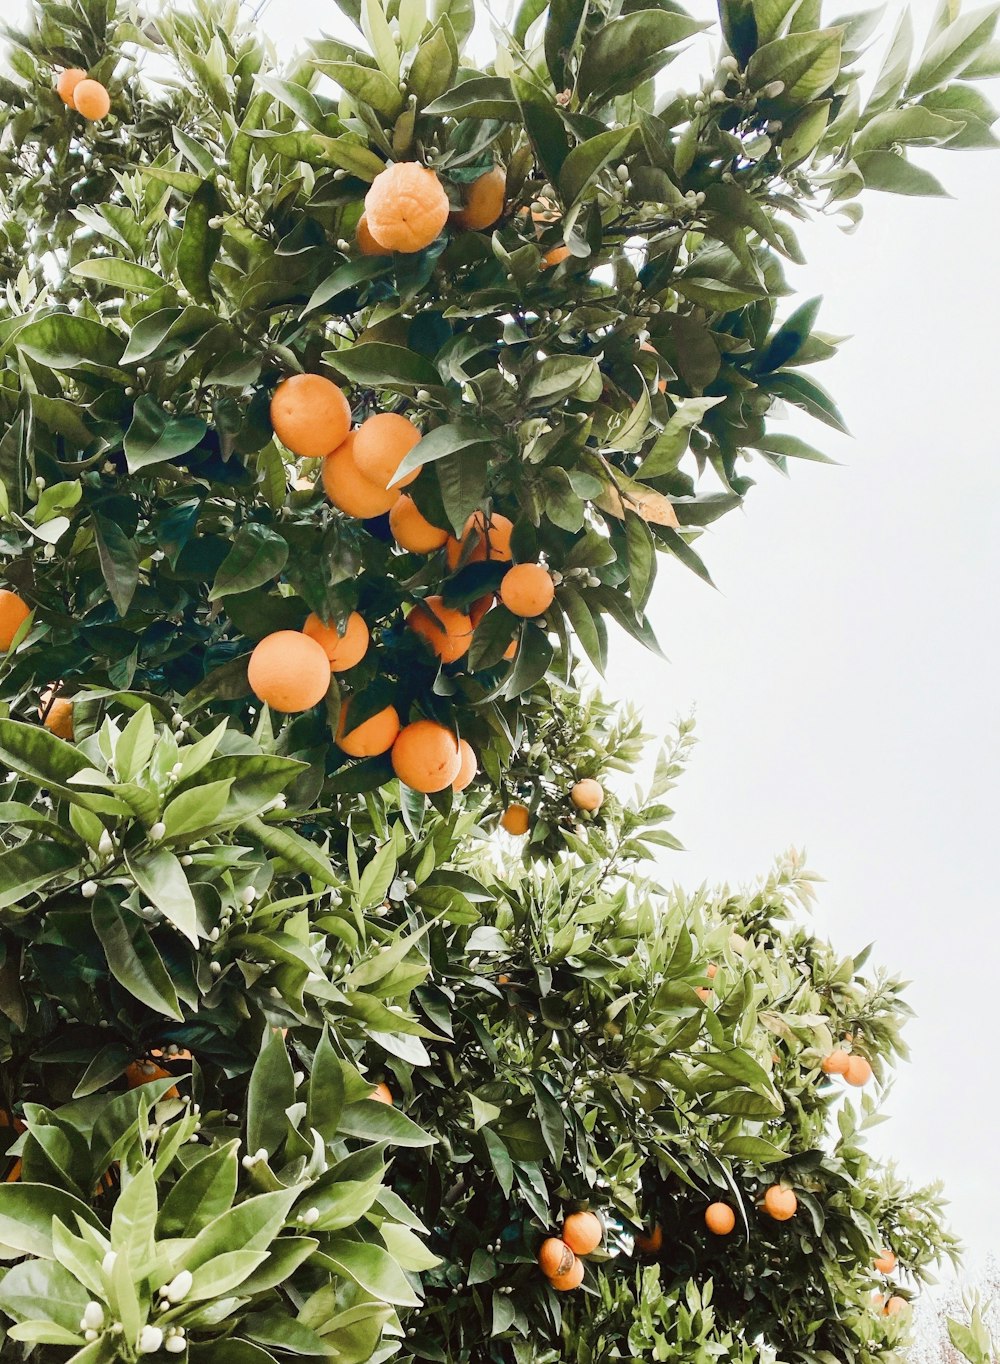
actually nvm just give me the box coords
[8,0,998,1275]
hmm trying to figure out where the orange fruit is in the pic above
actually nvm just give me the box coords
[537,1238,574,1279]
[446,511,513,570]
[635,1225,663,1255]
[500,803,530,836]
[454,166,506,231]
[40,692,74,741]
[389,495,448,553]
[357,212,390,256]
[548,1256,584,1291]
[303,610,369,672]
[452,739,478,792]
[392,720,462,793]
[822,1049,850,1076]
[0,590,30,651]
[874,1249,896,1274]
[406,596,473,664]
[370,1082,394,1105]
[271,374,352,459]
[705,963,718,980]
[884,1295,908,1317]
[704,1202,735,1236]
[364,162,450,254]
[570,778,603,812]
[56,67,87,105]
[248,631,331,713]
[499,563,555,618]
[562,1211,603,1256]
[762,1185,797,1222]
[336,701,401,757]
[497,973,511,985]
[353,412,421,491]
[323,433,398,518]
[640,340,667,394]
[73,78,110,121]
[469,594,494,626]
[542,245,571,269]
[4,1160,22,1183]
[125,1059,178,1101]
[844,1054,873,1088]
[694,986,712,1002]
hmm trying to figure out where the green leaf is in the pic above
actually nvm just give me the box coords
[125,846,199,944]
[313,62,405,119]
[854,106,965,151]
[395,419,494,482]
[0,841,79,913]
[162,778,234,837]
[248,128,388,178]
[408,22,459,104]
[907,6,999,95]
[637,397,725,478]
[854,150,951,196]
[120,306,218,366]
[503,623,553,698]
[307,1027,345,1140]
[747,29,843,104]
[177,180,224,305]
[558,127,635,207]
[328,343,440,388]
[115,707,156,783]
[209,523,288,601]
[315,1238,421,1306]
[576,12,708,108]
[188,1190,299,1271]
[422,76,519,119]
[525,356,601,403]
[248,1029,296,1160]
[0,1184,102,1261]
[93,515,141,617]
[436,445,489,532]
[241,817,338,886]
[336,1099,435,1147]
[14,314,125,371]
[545,0,587,90]
[158,1142,240,1237]
[92,893,183,1019]
[124,396,208,474]
[70,258,167,294]
[0,1258,89,1332]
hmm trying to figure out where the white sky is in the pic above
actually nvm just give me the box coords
[7,0,998,1276]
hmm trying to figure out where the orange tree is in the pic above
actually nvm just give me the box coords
[0,0,992,1359]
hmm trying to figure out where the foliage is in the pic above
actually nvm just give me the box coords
[0,0,994,1360]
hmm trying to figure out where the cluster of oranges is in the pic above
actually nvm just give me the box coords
[821,1048,874,1087]
[537,1210,603,1292]
[499,778,606,839]
[0,590,73,738]
[54,67,111,120]
[356,162,507,257]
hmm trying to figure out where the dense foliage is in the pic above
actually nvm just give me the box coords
[0,0,993,1360]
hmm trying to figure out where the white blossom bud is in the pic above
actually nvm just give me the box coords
[85,1329,99,1342]
[416,389,431,401]
[82,880,98,899]
[300,1206,320,1226]
[98,830,114,857]
[180,855,193,867]
[164,1270,192,1303]
[138,1324,163,1354]
[762,79,785,98]
[209,927,220,942]
[82,1302,105,1331]
[165,1337,186,1354]
[149,821,166,841]
[35,476,45,489]
[209,961,222,975]
[240,886,256,905]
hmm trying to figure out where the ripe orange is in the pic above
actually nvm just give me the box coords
[762,1185,797,1222]
[705,962,718,980]
[500,803,530,836]
[445,511,514,570]
[499,563,555,618]
[303,610,369,672]
[704,1202,736,1235]
[694,986,712,1002]
[356,212,390,256]
[248,631,331,713]
[562,1211,602,1256]
[336,701,401,757]
[542,245,571,269]
[537,1238,574,1279]
[73,78,110,121]
[364,162,450,254]
[635,1225,663,1255]
[822,1049,850,1076]
[454,166,506,231]
[548,1256,584,1291]
[353,412,421,490]
[0,589,30,651]
[125,1059,179,1101]
[56,67,87,105]
[272,374,351,460]
[40,691,74,741]
[884,1295,908,1317]
[323,433,397,518]
[452,739,478,792]
[391,720,462,793]
[369,1082,394,1105]
[844,1054,873,1088]
[389,495,449,553]
[874,1248,897,1274]
[406,596,473,664]
[570,778,603,812]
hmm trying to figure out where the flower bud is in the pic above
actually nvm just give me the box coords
[138,1325,164,1354]
[82,1302,105,1331]
[82,880,98,899]
[165,1338,186,1354]
[149,821,166,841]
[164,1270,192,1303]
